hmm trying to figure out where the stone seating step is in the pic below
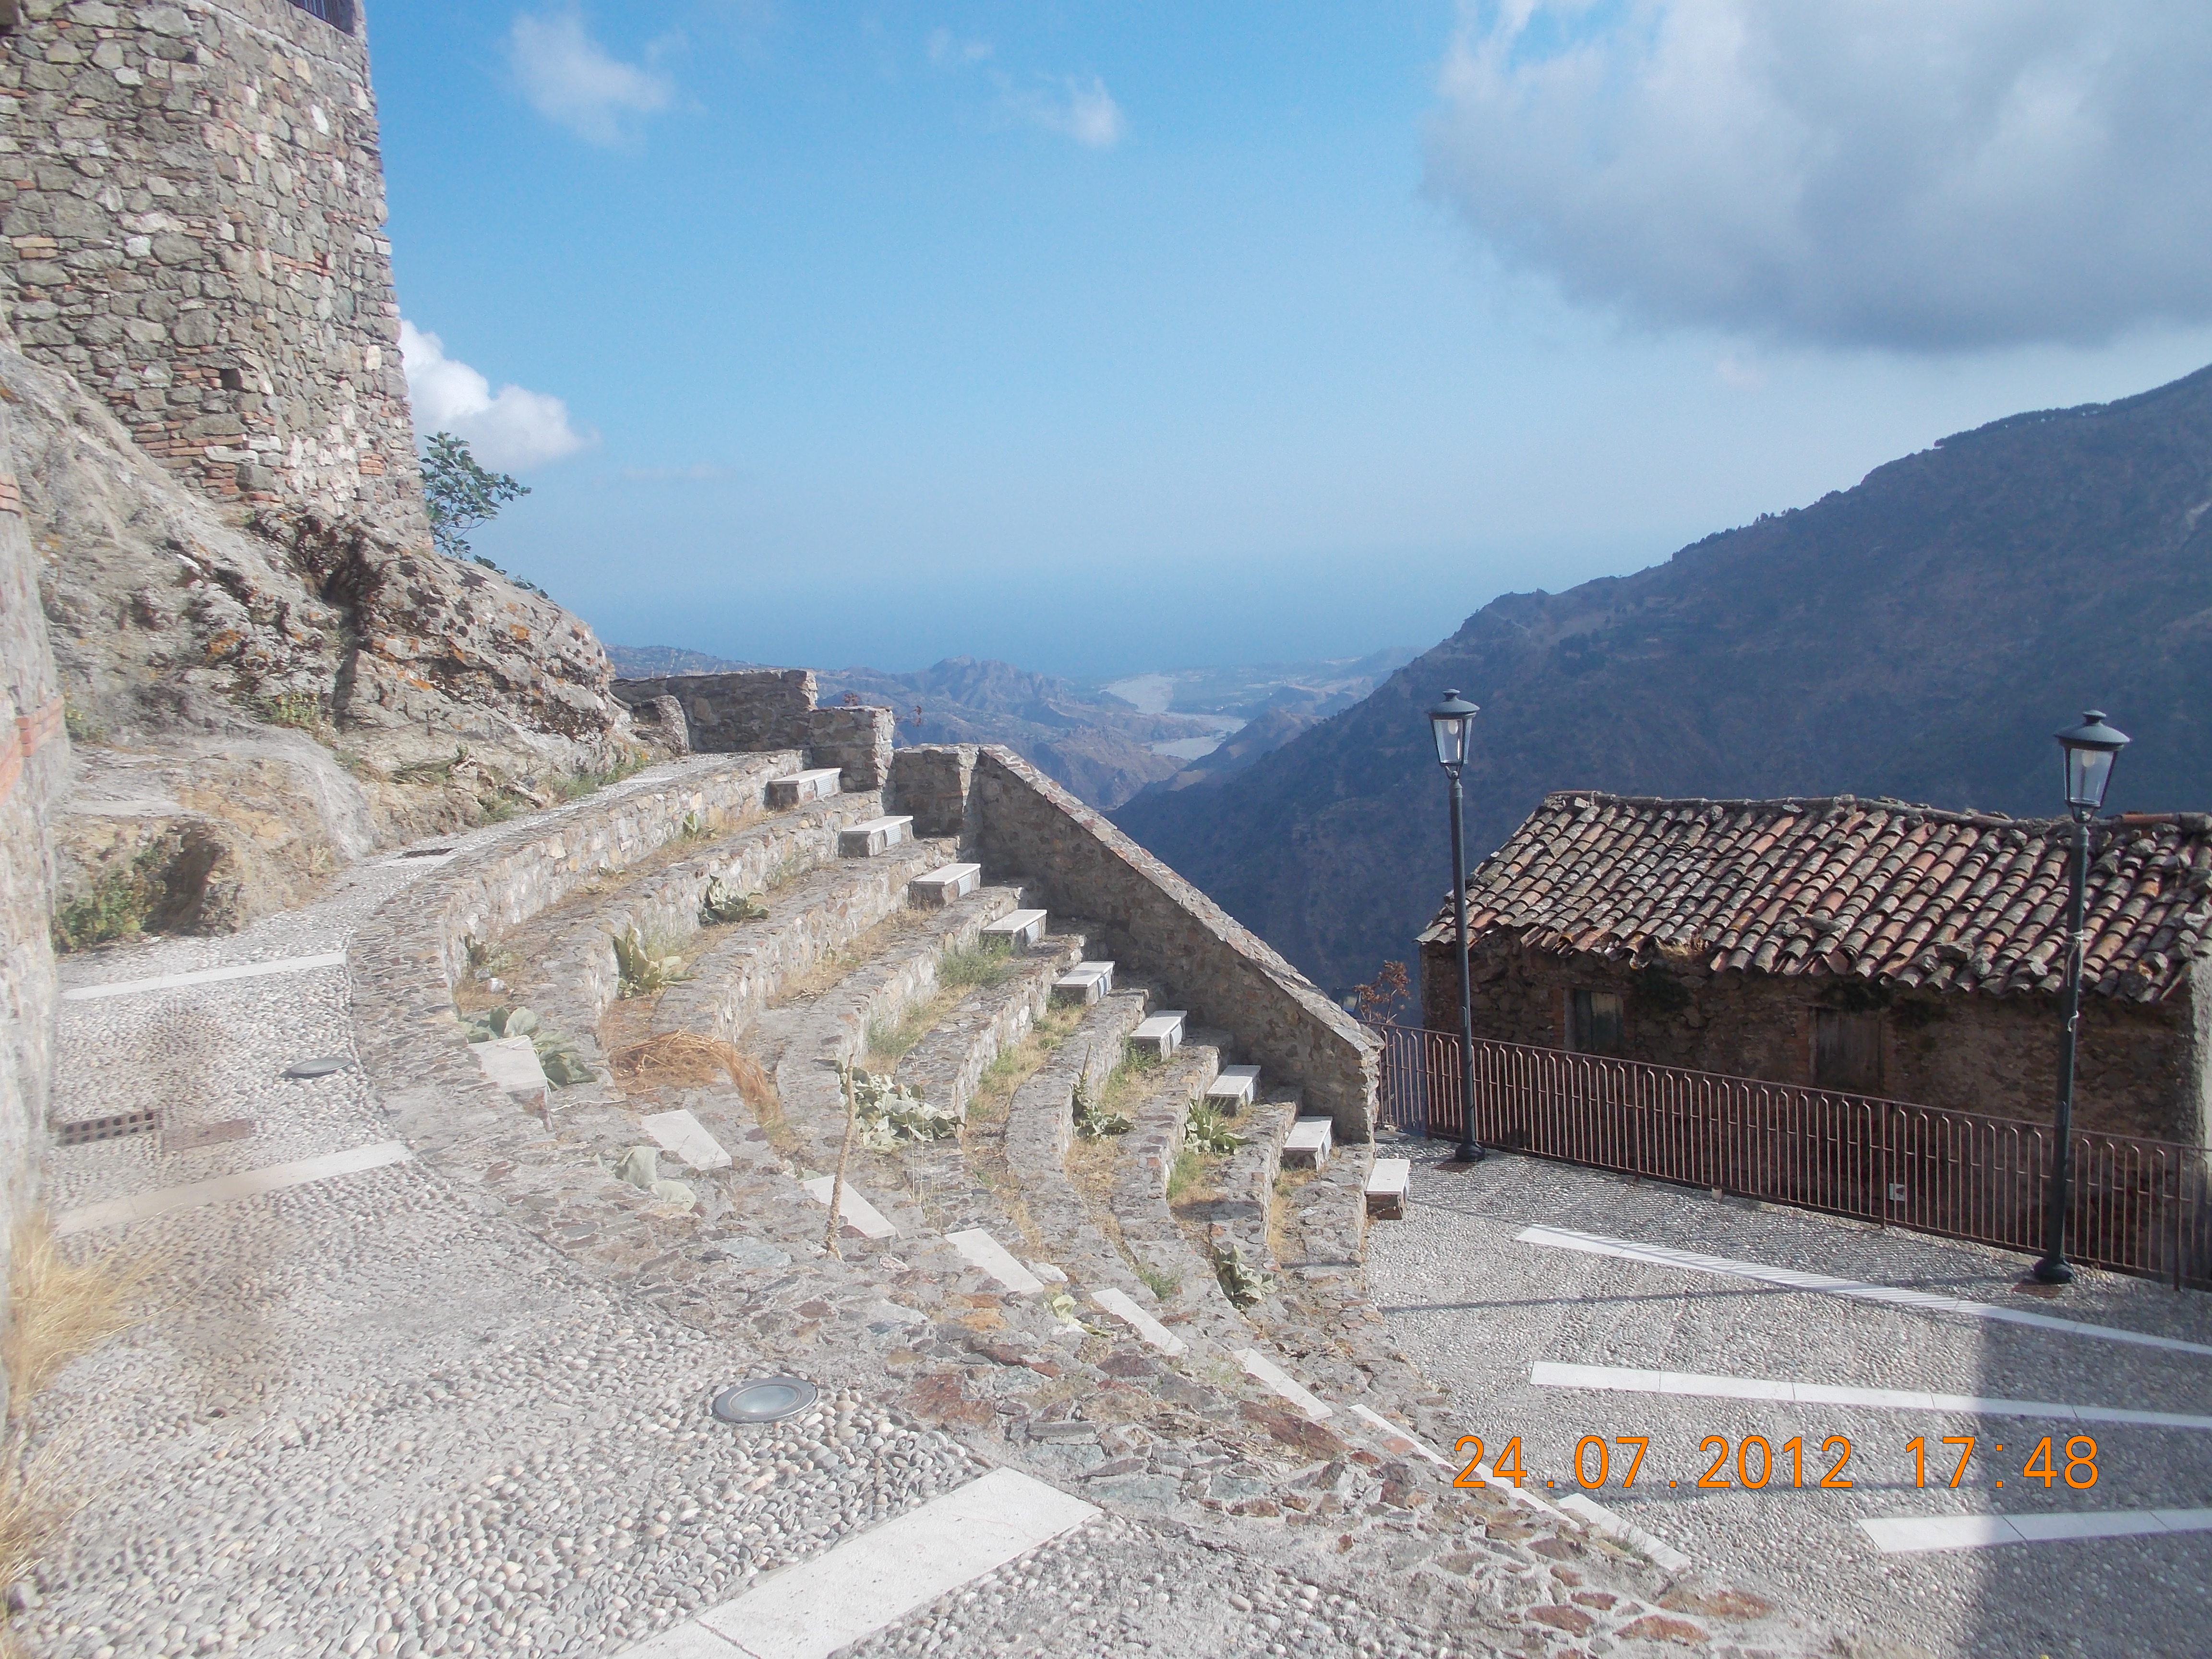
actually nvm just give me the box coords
[641,1108,732,1171]
[1205,1064,1261,1110]
[766,767,843,807]
[893,927,1087,1122]
[908,862,981,907]
[1050,960,1115,1007]
[1129,1011,1186,1060]
[1365,1156,1410,1220]
[1282,1114,1334,1169]
[945,1227,1045,1294]
[839,816,914,858]
[801,1176,898,1239]
[981,908,1048,948]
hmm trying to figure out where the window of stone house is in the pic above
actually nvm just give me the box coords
[1813,1009,1884,1094]
[1568,989,1625,1056]
[288,0,358,33]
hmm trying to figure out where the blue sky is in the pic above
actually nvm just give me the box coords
[372,3,2212,678]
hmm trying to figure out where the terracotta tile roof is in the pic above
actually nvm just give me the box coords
[1418,793,2212,1003]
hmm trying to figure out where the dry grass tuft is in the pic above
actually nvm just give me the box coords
[611,1031,772,1106]
[3,1218,151,1408]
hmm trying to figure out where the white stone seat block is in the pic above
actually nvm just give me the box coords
[981,909,1048,948]
[1238,1348,1333,1421]
[767,767,842,807]
[1206,1064,1261,1110]
[1366,1157,1411,1220]
[1051,971,1104,1007]
[473,1035,547,1097]
[1282,1115,1334,1169]
[945,1227,1045,1294]
[1130,1012,1186,1060]
[1092,1287,1188,1356]
[801,1177,898,1239]
[641,1108,733,1171]
[1071,960,1114,994]
[908,862,981,907]
[838,816,914,858]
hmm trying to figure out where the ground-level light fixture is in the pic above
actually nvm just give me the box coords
[1426,690,1484,1165]
[710,1376,819,1424]
[2032,710,2131,1287]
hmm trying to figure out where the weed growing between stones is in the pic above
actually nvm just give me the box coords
[937,939,1016,990]
[255,689,335,743]
[1166,1145,1210,1205]
[555,749,651,803]
[1072,1059,1134,1140]
[1137,1262,1183,1301]
[613,925,690,997]
[698,875,768,926]
[1212,1238,1273,1309]
[60,700,102,746]
[48,853,158,952]
[864,985,965,1069]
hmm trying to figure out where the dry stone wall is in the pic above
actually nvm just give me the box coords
[0,0,425,531]
[610,669,895,792]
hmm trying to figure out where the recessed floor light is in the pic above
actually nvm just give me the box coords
[283,1057,351,1079]
[711,1377,819,1424]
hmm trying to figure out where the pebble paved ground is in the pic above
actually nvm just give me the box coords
[1367,1133,2212,1659]
[21,768,1839,1659]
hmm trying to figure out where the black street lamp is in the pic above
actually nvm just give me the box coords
[2032,709,2130,1286]
[1428,690,1484,1165]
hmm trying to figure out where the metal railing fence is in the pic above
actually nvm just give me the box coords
[1372,1022,2212,1288]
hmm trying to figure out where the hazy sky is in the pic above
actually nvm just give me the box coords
[373,2,2212,678]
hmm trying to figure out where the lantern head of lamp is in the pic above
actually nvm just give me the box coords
[1428,690,1480,773]
[2056,710,2130,817]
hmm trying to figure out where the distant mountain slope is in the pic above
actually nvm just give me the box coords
[1114,362,2212,993]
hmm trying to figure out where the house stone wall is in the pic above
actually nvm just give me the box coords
[1421,934,2205,1146]
[0,0,426,531]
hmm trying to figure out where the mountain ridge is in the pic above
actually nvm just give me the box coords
[1114,360,2212,993]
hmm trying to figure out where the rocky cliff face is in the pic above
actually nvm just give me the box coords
[1117,361,2212,993]
[0,317,640,941]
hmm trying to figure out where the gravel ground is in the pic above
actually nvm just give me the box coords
[1367,1134,2212,1659]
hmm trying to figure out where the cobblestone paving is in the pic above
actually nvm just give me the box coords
[1367,1133,2212,1659]
[23,769,1835,1659]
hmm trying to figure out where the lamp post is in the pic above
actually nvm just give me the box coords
[1428,691,1484,1164]
[2032,710,2131,1286]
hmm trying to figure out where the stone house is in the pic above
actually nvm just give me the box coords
[1417,793,2212,1147]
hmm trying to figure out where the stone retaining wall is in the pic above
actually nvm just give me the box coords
[0,0,425,528]
[920,745,1379,1142]
[0,393,66,1423]
[610,670,896,792]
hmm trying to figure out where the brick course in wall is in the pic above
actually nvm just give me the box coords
[0,0,426,531]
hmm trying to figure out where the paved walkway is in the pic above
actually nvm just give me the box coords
[1366,1136,2212,1659]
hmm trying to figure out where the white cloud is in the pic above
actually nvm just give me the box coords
[1424,1,2212,350]
[508,8,673,146]
[1011,75,1125,150]
[927,27,992,69]
[399,321,592,472]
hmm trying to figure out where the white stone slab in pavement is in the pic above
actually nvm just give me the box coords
[981,909,1047,948]
[1530,1361,2212,1431]
[1365,1157,1410,1220]
[1207,1065,1261,1109]
[1345,1403,1568,1521]
[60,951,348,1002]
[642,1109,733,1171]
[1129,1012,1185,1059]
[800,1177,897,1239]
[946,1227,1046,1294]
[1283,1116,1333,1168]
[473,1035,548,1095]
[1517,1224,2212,1360]
[1238,1348,1333,1421]
[838,816,914,858]
[766,768,842,807]
[638,1467,1096,1659]
[908,862,981,906]
[1091,1287,1187,1356]
[1556,1495,1695,1572]
[1858,1508,2212,1555]
[55,1141,412,1236]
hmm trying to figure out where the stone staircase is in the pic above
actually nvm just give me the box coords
[339,740,1807,1657]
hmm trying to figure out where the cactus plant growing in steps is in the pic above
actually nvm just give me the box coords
[613,925,689,997]
[840,1063,960,1150]
[698,875,768,926]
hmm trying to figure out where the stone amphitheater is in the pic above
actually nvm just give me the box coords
[29,671,1823,1659]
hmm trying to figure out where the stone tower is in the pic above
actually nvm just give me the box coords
[0,0,428,536]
